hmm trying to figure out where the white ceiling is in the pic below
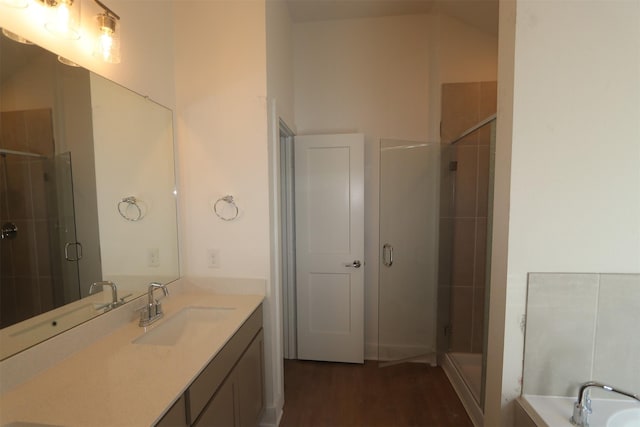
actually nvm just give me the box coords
[285,0,498,35]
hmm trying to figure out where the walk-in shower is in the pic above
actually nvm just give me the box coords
[438,113,496,419]
[0,109,81,329]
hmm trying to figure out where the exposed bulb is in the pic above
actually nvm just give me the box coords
[45,0,80,39]
[98,30,113,61]
[57,1,69,26]
[94,12,120,63]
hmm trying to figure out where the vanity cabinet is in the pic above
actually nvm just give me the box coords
[156,305,264,427]
[157,395,188,427]
[195,331,264,427]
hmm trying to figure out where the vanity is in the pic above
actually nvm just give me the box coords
[1,22,265,427]
[0,280,265,427]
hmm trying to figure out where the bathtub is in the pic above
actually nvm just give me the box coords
[518,395,640,427]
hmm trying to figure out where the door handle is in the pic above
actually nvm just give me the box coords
[382,243,393,267]
[1,222,18,240]
[64,242,83,261]
[345,260,362,268]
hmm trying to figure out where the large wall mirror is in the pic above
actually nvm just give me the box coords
[0,30,180,360]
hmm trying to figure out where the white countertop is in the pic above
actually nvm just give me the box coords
[0,288,263,427]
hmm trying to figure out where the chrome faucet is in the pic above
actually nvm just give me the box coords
[571,381,640,427]
[89,281,126,310]
[139,282,169,327]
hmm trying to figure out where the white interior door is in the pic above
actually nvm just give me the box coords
[294,133,364,364]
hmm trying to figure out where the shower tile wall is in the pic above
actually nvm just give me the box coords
[439,81,496,354]
[0,109,56,328]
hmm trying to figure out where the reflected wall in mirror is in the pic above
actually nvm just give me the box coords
[0,30,179,360]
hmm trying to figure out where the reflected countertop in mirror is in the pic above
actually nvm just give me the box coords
[0,30,180,360]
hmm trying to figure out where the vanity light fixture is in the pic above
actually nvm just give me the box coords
[42,0,81,40]
[93,0,120,63]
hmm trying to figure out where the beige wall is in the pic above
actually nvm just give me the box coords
[173,1,269,279]
[173,1,284,423]
[487,1,640,425]
[438,14,498,84]
[267,0,296,129]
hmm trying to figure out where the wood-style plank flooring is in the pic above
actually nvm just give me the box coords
[280,360,473,427]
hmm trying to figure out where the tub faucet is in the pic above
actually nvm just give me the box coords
[571,381,640,427]
[139,282,169,327]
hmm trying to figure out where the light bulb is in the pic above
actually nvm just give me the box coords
[44,0,80,40]
[98,30,113,61]
[56,1,70,28]
[94,12,120,63]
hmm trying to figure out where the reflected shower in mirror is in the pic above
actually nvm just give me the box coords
[0,30,179,359]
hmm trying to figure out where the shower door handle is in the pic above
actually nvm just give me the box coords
[382,243,393,267]
[64,242,83,262]
[1,222,18,240]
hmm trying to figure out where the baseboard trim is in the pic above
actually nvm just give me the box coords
[366,343,436,364]
[259,405,283,427]
[442,353,484,427]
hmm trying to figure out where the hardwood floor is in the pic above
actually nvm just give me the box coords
[279,360,473,427]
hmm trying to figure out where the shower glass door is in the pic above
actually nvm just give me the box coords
[437,118,496,407]
[378,139,440,364]
[52,152,82,306]
[0,150,81,328]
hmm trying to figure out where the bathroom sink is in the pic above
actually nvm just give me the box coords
[133,307,235,346]
[607,408,640,427]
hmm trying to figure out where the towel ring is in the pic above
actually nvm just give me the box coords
[213,195,239,221]
[118,196,144,221]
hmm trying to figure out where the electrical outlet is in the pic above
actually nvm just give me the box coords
[207,248,220,268]
[148,248,160,267]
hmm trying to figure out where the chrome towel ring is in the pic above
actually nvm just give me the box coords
[213,195,239,221]
[118,196,144,221]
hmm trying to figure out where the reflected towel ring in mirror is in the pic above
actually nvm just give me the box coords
[118,196,144,221]
[213,195,239,221]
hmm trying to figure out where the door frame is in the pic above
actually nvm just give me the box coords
[279,120,297,359]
